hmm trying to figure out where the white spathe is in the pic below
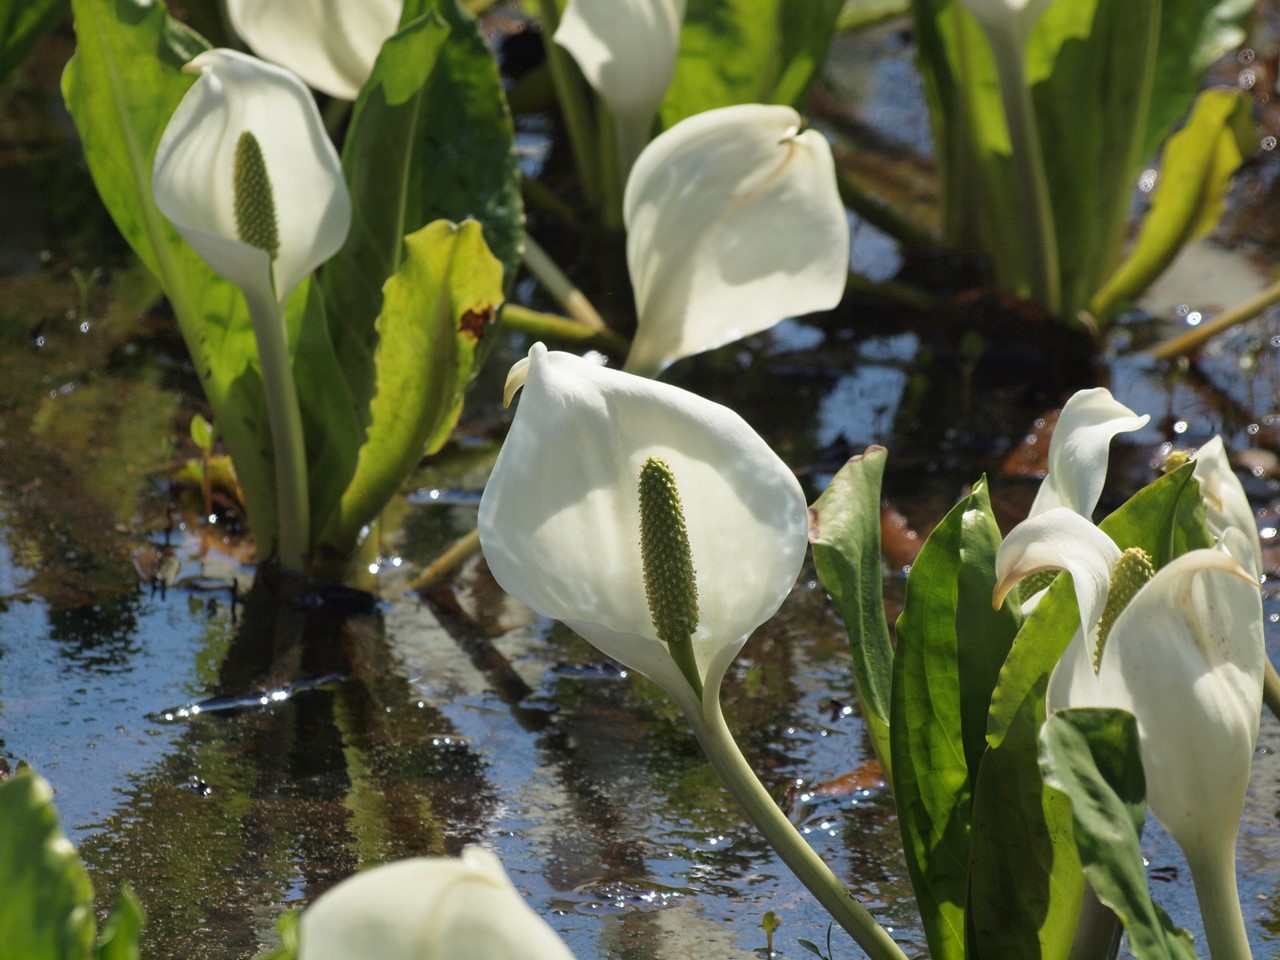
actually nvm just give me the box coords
[152,49,351,313]
[1028,387,1149,519]
[477,343,809,716]
[622,104,849,378]
[1091,548,1263,864]
[298,847,576,960]
[554,0,685,176]
[225,0,402,100]
[994,506,1264,959]
[1194,435,1263,577]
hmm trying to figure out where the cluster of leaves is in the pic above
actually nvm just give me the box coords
[0,767,143,960]
[62,0,519,577]
[812,456,1214,957]
[913,0,1255,323]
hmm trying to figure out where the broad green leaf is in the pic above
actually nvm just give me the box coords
[319,220,503,558]
[1041,709,1197,960]
[1029,0,1159,320]
[94,887,144,960]
[912,0,1249,320]
[1091,88,1256,319]
[967,677,1082,960]
[323,0,521,422]
[955,477,1021,788]
[891,489,986,960]
[0,770,95,960]
[808,446,894,780]
[294,287,364,550]
[1144,0,1252,161]
[63,0,278,554]
[987,462,1210,749]
[908,0,1017,267]
[661,0,842,126]
[0,0,68,85]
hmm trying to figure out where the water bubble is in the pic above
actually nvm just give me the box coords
[1240,48,1256,64]
[1186,311,1202,326]
[1138,169,1158,192]
[1240,69,1257,90]
[1264,136,1277,152]
[1173,420,1189,434]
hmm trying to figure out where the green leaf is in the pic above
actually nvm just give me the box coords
[891,487,988,960]
[323,0,521,423]
[987,462,1210,750]
[0,0,68,85]
[63,0,278,554]
[254,910,301,960]
[1091,87,1256,319]
[661,0,842,126]
[1144,0,1253,162]
[808,446,894,780]
[1028,0,1160,320]
[955,477,1022,788]
[318,219,503,557]
[1041,709,1197,960]
[967,676,1082,960]
[912,0,1249,320]
[94,887,144,960]
[0,770,96,960]
[189,413,213,452]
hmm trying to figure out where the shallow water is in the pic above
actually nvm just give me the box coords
[5,9,1280,960]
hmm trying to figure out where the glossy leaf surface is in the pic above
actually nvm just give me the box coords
[1040,709,1197,960]
[662,0,842,126]
[320,220,503,557]
[322,0,520,419]
[809,446,894,778]
[0,770,95,960]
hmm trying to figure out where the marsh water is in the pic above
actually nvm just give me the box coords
[6,9,1280,960]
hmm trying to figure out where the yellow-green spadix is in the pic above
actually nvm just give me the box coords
[477,343,808,717]
[152,49,351,316]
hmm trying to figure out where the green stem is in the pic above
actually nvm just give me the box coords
[521,233,610,333]
[534,0,602,210]
[987,29,1061,316]
[599,102,628,232]
[1186,843,1252,960]
[688,693,909,960]
[244,285,310,572]
[501,303,630,356]
[1149,275,1280,360]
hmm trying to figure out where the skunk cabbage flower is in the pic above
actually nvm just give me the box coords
[225,0,402,100]
[477,343,808,716]
[1027,387,1149,519]
[1193,435,1263,577]
[298,847,576,960]
[622,104,848,378]
[153,49,351,317]
[555,0,685,179]
[995,509,1263,960]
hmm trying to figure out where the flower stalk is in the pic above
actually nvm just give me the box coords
[689,694,909,960]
